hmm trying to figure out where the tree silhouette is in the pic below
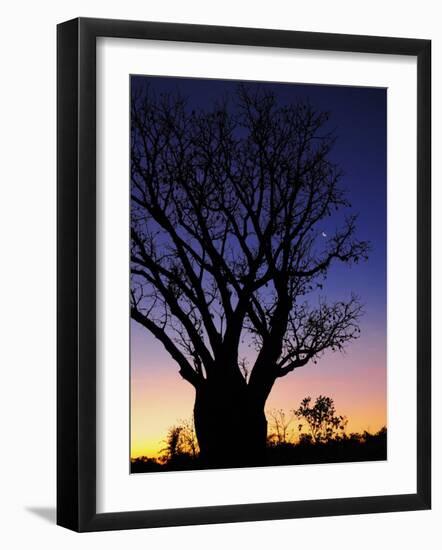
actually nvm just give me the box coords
[177,418,200,458]
[131,83,368,467]
[295,395,347,443]
[268,409,294,445]
[160,426,183,462]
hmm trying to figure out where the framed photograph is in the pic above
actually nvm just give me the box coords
[57,17,431,532]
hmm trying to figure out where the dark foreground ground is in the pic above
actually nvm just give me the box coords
[131,430,387,474]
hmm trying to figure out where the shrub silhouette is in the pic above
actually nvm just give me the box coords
[294,395,347,443]
[267,409,294,445]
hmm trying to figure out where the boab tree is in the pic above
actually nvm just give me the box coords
[130,84,368,467]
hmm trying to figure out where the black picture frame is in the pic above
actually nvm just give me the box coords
[57,17,431,532]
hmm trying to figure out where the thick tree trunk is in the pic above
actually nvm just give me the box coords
[193,381,268,468]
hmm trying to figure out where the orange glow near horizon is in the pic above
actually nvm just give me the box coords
[130,329,386,459]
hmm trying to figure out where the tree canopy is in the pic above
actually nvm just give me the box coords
[130,84,368,400]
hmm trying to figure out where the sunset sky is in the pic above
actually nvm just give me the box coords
[130,76,387,459]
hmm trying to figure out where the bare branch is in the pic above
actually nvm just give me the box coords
[130,83,369,393]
